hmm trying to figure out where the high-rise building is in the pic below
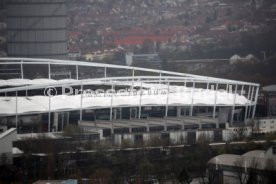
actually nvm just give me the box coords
[6,0,67,59]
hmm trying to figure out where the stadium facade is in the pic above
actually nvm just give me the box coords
[0,58,259,141]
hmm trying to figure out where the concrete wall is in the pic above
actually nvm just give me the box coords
[0,128,17,165]
[114,127,254,145]
[170,131,187,144]
[196,130,214,142]
[115,130,218,145]
[115,132,161,146]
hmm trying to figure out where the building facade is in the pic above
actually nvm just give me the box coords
[0,128,17,165]
[6,0,67,59]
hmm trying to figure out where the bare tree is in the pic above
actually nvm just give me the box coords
[0,153,8,166]
[246,158,259,184]
[90,168,113,184]
[178,168,192,184]
[234,157,260,184]
[197,133,210,144]
[260,159,276,184]
[234,157,247,184]
[194,134,211,184]
[136,158,154,183]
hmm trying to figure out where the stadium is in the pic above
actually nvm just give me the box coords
[0,58,259,142]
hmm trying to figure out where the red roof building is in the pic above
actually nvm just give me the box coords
[114,35,171,46]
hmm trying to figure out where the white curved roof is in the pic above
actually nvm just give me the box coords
[243,150,265,158]
[208,154,241,166]
[0,84,251,115]
[208,150,276,171]
[263,84,276,92]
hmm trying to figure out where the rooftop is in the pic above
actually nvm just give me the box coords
[263,84,276,92]
[0,128,16,140]
[242,150,265,158]
[208,147,276,171]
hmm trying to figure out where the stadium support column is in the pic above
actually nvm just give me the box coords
[110,84,114,121]
[184,79,187,88]
[104,67,107,78]
[190,81,195,116]
[248,86,255,119]
[114,109,117,120]
[79,83,83,122]
[159,72,162,84]
[177,107,181,117]
[230,84,238,126]
[226,83,229,92]
[128,121,132,133]
[53,113,58,132]
[134,108,138,118]
[145,117,150,132]
[61,112,64,131]
[67,112,70,127]
[252,85,259,119]
[240,84,244,121]
[48,63,51,79]
[132,69,135,90]
[111,122,114,135]
[132,69,135,78]
[76,65,79,80]
[20,61,24,79]
[15,91,18,130]
[241,85,244,96]
[244,85,252,122]
[119,108,122,119]
[48,95,51,132]
[183,79,187,116]
[138,82,142,119]
[213,83,218,118]
[165,81,170,117]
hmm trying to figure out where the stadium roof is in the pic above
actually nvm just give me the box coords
[0,58,259,116]
[263,84,276,92]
